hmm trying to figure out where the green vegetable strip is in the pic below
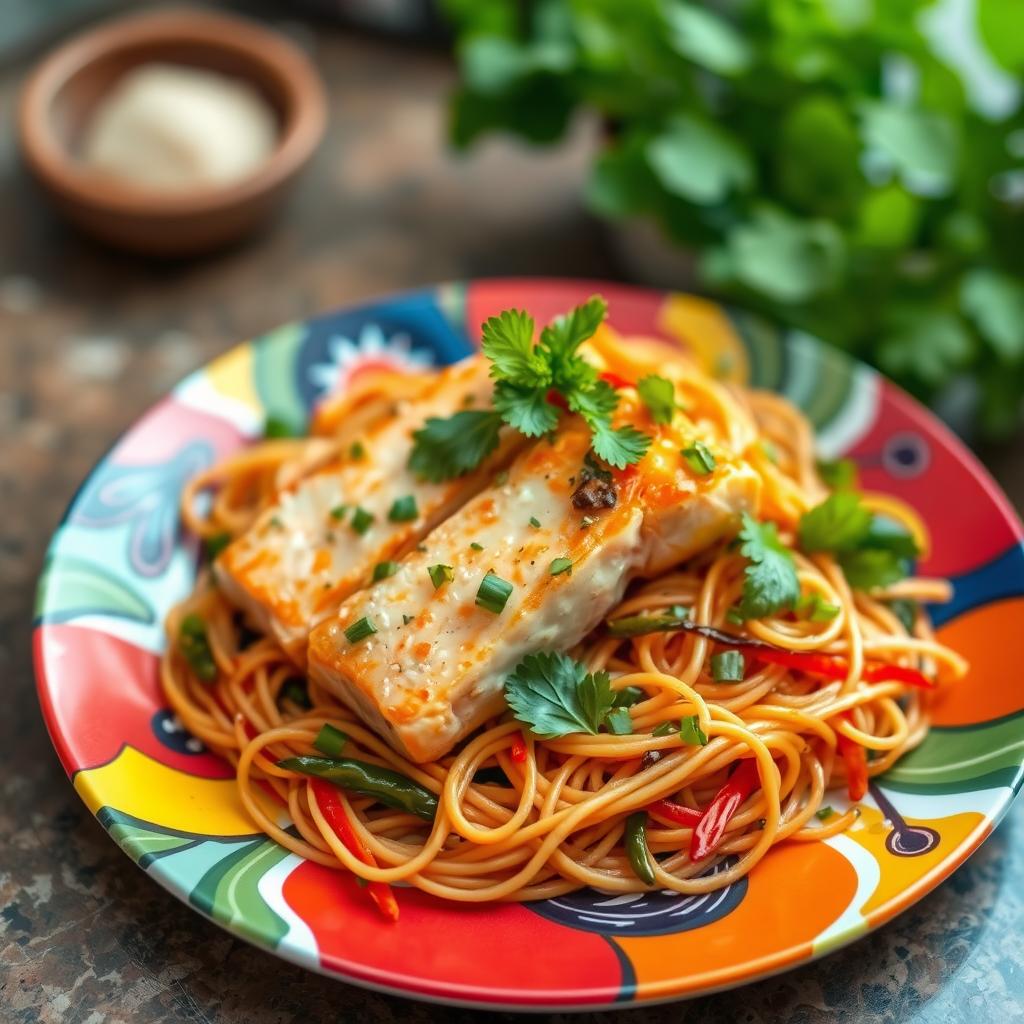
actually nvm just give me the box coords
[178,613,217,682]
[313,724,348,757]
[625,812,656,885]
[277,755,438,820]
[711,651,745,682]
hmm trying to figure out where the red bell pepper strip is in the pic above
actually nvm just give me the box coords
[690,759,761,862]
[646,799,702,828]
[310,778,400,922]
[599,371,633,390]
[510,732,528,764]
[836,715,868,802]
[606,617,935,689]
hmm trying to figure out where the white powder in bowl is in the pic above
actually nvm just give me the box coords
[81,63,279,191]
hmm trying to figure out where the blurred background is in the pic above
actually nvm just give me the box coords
[2,2,1023,1021]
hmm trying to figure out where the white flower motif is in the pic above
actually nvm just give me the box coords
[308,322,434,397]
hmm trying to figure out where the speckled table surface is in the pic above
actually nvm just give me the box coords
[3,11,1024,1024]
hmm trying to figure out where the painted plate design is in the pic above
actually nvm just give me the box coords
[33,279,1024,1009]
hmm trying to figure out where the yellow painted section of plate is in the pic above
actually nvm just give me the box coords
[204,343,261,414]
[658,294,750,384]
[844,805,984,917]
[74,745,263,838]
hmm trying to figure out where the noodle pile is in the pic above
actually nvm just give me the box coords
[164,350,966,905]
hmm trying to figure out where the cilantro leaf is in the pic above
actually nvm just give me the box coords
[816,457,858,490]
[838,548,908,590]
[798,492,872,553]
[409,409,503,482]
[566,376,618,420]
[504,651,614,738]
[493,380,560,437]
[481,308,550,386]
[539,295,608,362]
[736,512,800,619]
[798,493,918,590]
[637,375,677,424]
[590,422,652,468]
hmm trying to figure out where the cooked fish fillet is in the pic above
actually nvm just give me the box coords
[307,385,762,762]
[215,357,520,661]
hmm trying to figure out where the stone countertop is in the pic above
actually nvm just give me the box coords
[2,12,1024,1024]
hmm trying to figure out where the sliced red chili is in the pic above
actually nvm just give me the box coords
[599,371,633,390]
[836,714,868,802]
[646,798,702,828]
[310,778,400,922]
[690,759,761,862]
[510,732,528,763]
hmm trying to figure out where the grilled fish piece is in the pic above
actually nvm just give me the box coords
[307,377,761,762]
[215,357,520,661]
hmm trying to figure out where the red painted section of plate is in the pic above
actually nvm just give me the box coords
[465,278,666,343]
[282,859,623,1006]
[34,623,232,779]
[849,381,1021,578]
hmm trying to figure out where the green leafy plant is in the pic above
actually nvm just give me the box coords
[442,0,1024,437]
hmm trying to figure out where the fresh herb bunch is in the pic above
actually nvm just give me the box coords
[442,0,1024,437]
[410,296,664,480]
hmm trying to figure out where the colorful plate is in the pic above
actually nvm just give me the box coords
[33,279,1024,1009]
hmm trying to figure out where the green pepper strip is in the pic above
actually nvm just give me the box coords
[625,811,656,886]
[277,755,438,821]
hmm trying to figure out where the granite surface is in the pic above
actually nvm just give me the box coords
[2,9,1024,1023]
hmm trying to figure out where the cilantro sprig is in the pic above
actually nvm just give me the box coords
[736,512,800,619]
[504,651,628,738]
[799,492,919,591]
[410,297,653,481]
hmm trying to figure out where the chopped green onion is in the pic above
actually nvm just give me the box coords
[476,572,513,614]
[605,707,634,735]
[607,612,688,637]
[205,532,231,560]
[344,617,377,643]
[681,440,716,475]
[402,613,414,625]
[529,516,541,528]
[388,495,418,522]
[329,504,347,521]
[679,715,708,746]
[816,805,834,821]
[796,593,841,622]
[710,651,745,682]
[428,563,454,589]
[349,441,366,460]
[350,507,374,535]
[279,678,311,709]
[269,516,283,530]
[264,415,295,439]
[652,720,676,737]
[178,613,217,682]
[549,557,573,576]
[314,724,348,757]
[373,561,399,581]
[470,542,484,551]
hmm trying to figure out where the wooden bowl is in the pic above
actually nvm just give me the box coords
[17,8,326,256]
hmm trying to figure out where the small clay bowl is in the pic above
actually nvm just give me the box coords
[17,8,326,256]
